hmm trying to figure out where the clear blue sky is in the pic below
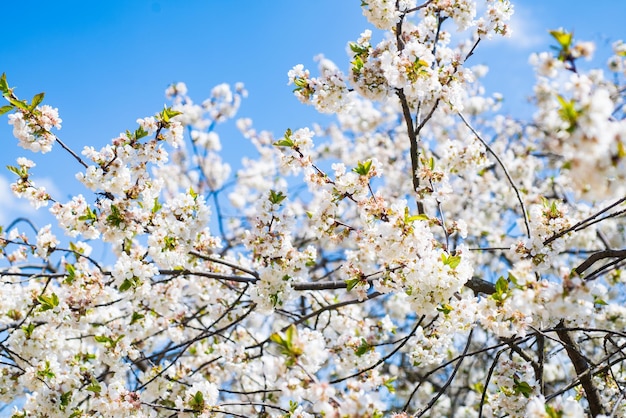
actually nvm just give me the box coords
[1,1,625,225]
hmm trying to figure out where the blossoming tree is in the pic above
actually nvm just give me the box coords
[2,0,626,417]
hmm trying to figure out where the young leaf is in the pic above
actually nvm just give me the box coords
[78,206,97,222]
[345,277,363,292]
[268,189,286,205]
[134,125,149,140]
[30,92,45,110]
[355,338,372,357]
[0,104,13,115]
[7,165,27,179]
[189,391,204,411]
[349,42,368,55]
[352,159,373,176]
[273,128,294,147]
[130,311,145,325]
[441,253,461,269]
[0,73,8,94]
[37,293,59,311]
[65,263,76,285]
[22,323,35,338]
[437,303,453,315]
[285,324,297,348]
[8,96,29,111]
[151,197,162,214]
[383,376,397,393]
[549,29,573,49]
[513,378,533,398]
[119,278,137,292]
[404,206,429,223]
[60,390,72,411]
[86,377,102,394]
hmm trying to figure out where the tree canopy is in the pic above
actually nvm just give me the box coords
[1,1,626,417]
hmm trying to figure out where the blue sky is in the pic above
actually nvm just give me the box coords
[1,1,625,226]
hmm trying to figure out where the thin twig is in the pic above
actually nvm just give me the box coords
[458,112,531,238]
[55,136,89,169]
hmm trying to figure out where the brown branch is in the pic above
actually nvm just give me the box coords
[555,320,604,417]
[404,0,435,14]
[397,88,425,214]
[574,249,626,277]
[544,196,626,246]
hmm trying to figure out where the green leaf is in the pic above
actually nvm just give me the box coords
[189,187,198,200]
[495,276,508,294]
[37,360,55,379]
[7,309,21,321]
[86,377,101,394]
[293,77,308,89]
[8,96,29,111]
[345,277,363,292]
[60,390,72,411]
[158,106,182,124]
[134,125,148,140]
[617,141,626,159]
[270,325,302,366]
[383,376,397,393]
[69,241,83,254]
[549,29,573,49]
[151,197,162,214]
[94,335,113,345]
[351,56,364,73]
[189,390,204,411]
[94,334,124,349]
[268,189,287,205]
[273,128,294,147]
[37,293,59,311]
[545,404,562,418]
[130,311,145,325]
[513,378,533,398]
[441,253,461,269]
[0,104,13,115]
[269,332,285,346]
[437,303,453,315]
[30,92,45,110]
[406,214,429,222]
[65,263,76,285]
[289,400,298,413]
[163,235,177,251]
[106,204,124,227]
[355,338,372,357]
[352,159,373,176]
[0,73,8,94]
[22,323,35,338]
[273,138,295,147]
[78,206,97,222]
[119,278,135,292]
[68,409,84,418]
[285,324,296,348]
[404,207,429,223]
[349,42,368,55]
[7,164,27,179]
[491,276,510,305]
